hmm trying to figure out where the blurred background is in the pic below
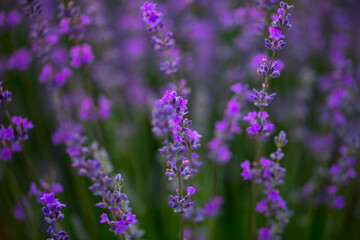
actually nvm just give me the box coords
[0,0,360,239]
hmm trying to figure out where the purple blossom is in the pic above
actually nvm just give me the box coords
[70,43,94,68]
[332,196,345,210]
[0,116,34,161]
[208,83,249,164]
[269,27,285,40]
[0,81,12,104]
[39,64,72,87]
[58,1,91,41]
[140,2,163,32]
[40,192,66,224]
[258,227,272,240]
[7,48,33,72]
[204,196,224,217]
[240,160,252,180]
[100,212,137,235]
[169,186,196,213]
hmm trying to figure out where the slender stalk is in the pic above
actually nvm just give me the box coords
[323,209,334,239]
[180,213,184,240]
[251,181,258,239]
[82,66,106,146]
[178,174,184,240]
[20,142,42,187]
[250,47,276,239]
[3,162,39,239]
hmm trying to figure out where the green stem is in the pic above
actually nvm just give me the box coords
[82,66,106,146]
[20,142,42,187]
[3,162,39,239]
[178,174,184,240]
[180,213,184,240]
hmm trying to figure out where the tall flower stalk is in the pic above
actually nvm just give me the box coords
[240,2,294,240]
[141,2,203,239]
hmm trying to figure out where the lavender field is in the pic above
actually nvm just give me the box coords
[0,0,359,239]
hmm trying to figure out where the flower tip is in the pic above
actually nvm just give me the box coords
[187,186,195,195]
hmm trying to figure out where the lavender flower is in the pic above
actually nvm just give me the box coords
[78,95,112,122]
[98,175,137,236]
[240,2,294,239]
[0,81,12,103]
[142,2,203,238]
[69,43,94,68]
[58,1,91,41]
[169,186,196,214]
[208,83,249,164]
[65,134,141,238]
[141,1,178,75]
[7,48,33,72]
[40,192,70,239]
[241,131,293,239]
[0,9,22,32]
[40,192,66,224]
[39,64,72,87]
[0,116,34,161]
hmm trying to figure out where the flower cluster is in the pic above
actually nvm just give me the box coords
[0,81,12,103]
[0,9,22,32]
[241,131,293,240]
[40,192,70,240]
[208,83,249,164]
[52,121,83,145]
[0,116,34,161]
[65,133,141,238]
[240,2,294,239]
[265,2,294,51]
[21,0,74,89]
[40,192,66,224]
[184,196,225,223]
[98,174,137,235]
[69,43,94,68]
[29,180,64,201]
[78,95,112,122]
[243,111,274,138]
[169,186,196,213]
[143,3,205,236]
[141,1,178,75]
[7,48,33,72]
[153,90,202,179]
[39,64,72,88]
[244,1,294,140]
[20,1,55,61]
[19,0,42,18]
[58,1,91,41]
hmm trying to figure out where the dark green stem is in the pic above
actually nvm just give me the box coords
[180,213,184,240]
[20,142,42,187]
[178,174,184,240]
[3,162,39,239]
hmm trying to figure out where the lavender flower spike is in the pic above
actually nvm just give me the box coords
[40,192,70,239]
